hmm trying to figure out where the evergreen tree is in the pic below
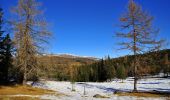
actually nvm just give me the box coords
[116,64,126,82]
[0,8,13,84]
[0,8,4,83]
[98,59,107,81]
[105,56,116,81]
[1,34,13,83]
[163,53,170,77]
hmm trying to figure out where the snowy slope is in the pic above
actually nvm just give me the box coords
[28,77,170,100]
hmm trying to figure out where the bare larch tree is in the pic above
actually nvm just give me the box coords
[116,0,164,92]
[11,0,51,84]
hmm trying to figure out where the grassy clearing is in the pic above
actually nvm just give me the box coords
[0,85,55,95]
[117,92,170,98]
[0,85,59,100]
[0,96,39,100]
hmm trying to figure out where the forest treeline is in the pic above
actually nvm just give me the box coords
[70,49,170,82]
[39,49,169,82]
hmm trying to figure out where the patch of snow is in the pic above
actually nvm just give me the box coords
[28,77,170,100]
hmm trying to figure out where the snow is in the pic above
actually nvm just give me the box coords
[41,53,98,60]
[28,77,170,100]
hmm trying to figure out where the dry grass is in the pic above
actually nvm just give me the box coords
[0,85,55,95]
[93,94,110,98]
[0,96,39,100]
[117,92,170,98]
[0,85,59,100]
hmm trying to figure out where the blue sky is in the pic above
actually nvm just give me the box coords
[1,0,170,58]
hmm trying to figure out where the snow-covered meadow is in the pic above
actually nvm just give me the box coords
[28,77,170,100]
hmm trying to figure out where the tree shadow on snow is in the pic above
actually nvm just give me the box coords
[139,87,170,92]
[77,83,131,93]
[138,82,162,84]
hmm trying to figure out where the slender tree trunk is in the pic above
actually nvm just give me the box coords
[134,76,137,92]
[23,63,27,85]
[133,45,138,92]
[22,14,30,85]
[133,15,137,92]
[71,82,75,91]
[83,83,86,95]
[72,83,73,91]
[23,75,27,85]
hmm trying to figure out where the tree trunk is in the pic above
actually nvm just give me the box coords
[83,83,86,95]
[22,73,27,85]
[133,77,137,92]
[132,11,138,92]
[23,64,27,85]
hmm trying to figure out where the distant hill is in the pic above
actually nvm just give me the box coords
[37,54,98,80]
[50,54,98,60]
[37,49,170,81]
[38,54,98,66]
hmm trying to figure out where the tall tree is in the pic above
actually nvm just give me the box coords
[11,0,51,84]
[1,34,13,83]
[0,8,14,84]
[116,0,164,92]
[116,64,126,82]
[98,59,107,81]
[0,7,5,83]
[163,53,170,77]
[105,56,116,81]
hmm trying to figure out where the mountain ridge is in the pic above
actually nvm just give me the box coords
[41,53,99,60]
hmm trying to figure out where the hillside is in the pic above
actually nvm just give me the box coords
[36,49,170,81]
[37,54,98,80]
[73,49,170,82]
[38,54,97,66]
[110,49,170,75]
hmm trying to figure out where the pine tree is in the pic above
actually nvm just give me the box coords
[98,59,107,81]
[1,34,13,83]
[116,64,126,82]
[0,8,3,49]
[105,56,116,81]
[0,8,4,83]
[0,8,13,84]
[163,53,170,77]
[116,0,164,92]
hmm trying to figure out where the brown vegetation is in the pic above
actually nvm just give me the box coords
[0,96,39,100]
[117,92,170,98]
[0,85,55,95]
[0,85,58,100]
[37,55,96,80]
